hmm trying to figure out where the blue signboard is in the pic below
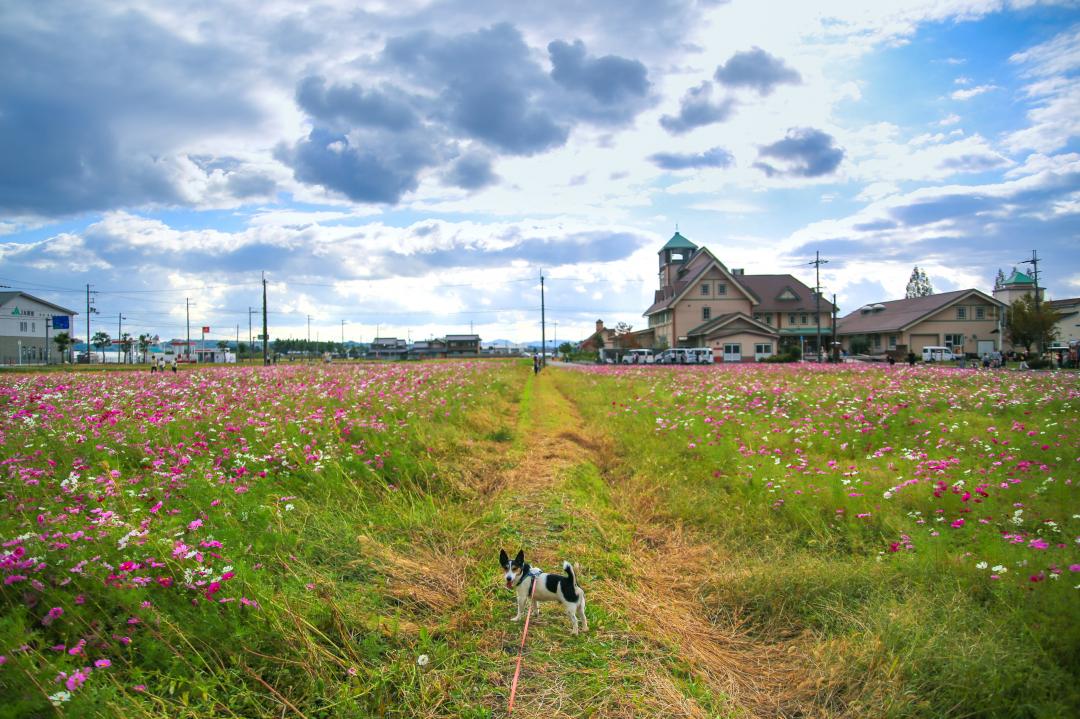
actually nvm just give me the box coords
[51,315,70,330]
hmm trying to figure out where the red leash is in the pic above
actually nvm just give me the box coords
[507,575,539,714]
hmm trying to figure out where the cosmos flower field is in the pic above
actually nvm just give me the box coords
[572,363,1079,590]
[1,360,1077,717]
[0,363,505,715]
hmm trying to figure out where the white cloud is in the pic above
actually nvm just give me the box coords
[951,84,998,100]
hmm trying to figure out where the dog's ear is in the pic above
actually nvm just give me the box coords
[514,550,524,565]
[499,549,509,568]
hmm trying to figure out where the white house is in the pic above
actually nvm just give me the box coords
[0,291,79,365]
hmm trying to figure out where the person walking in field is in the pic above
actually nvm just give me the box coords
[533,354,540,374]
[171,356,178,373]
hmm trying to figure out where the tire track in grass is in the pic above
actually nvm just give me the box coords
[481,371,731,718]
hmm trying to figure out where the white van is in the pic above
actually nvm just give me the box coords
[688,348,715,364]
[621,349,655,364]
[922,346,955,362]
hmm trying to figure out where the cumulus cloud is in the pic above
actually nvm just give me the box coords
[444,152,499,189]
[754,128,844,177]
[548,39,651,117]
[279,23,653,203]
[0,4,263,217]
[1005,25,1080,154]
[659,81,735,134]
[296,76,420,131]
[648,147,734,170]
[276,129,444,204]
[714,47,801,95]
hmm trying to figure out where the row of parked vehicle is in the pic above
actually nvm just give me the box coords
[620,348,715,364]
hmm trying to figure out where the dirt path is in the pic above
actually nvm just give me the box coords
[480,370,823,719]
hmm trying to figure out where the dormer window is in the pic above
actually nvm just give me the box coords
[956,306,967,320]
[717,284,727,295]
[700,283,710,296]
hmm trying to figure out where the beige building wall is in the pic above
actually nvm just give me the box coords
[672,268,754,341]
[703,331,776,361]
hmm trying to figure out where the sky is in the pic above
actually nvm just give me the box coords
[1,0,1079,346]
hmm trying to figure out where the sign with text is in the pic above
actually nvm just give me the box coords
[51,316,70,330]
[202,326,210,333]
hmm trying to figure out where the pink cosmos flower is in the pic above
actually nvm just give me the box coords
[950,519,965,528]
[94,659,111,668]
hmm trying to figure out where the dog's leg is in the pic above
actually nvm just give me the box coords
[564,602,579,635]
[577,593,588,632]
[511,593,525,621]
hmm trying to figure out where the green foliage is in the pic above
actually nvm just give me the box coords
[1006,294,1061,351]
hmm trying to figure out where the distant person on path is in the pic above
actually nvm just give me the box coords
[533,354,540,374]
[907,351,916,367]
[171,357,178,373]
[887,354,895,366]
[150,358,156,373]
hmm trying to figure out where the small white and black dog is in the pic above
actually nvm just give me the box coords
[499,549,587,634]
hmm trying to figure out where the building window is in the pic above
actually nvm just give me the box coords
[717,284,727,295]
[945,333,964,349]
[31,322,35,332]
[755,343,772,355]
[975,306,985,320]
[702,306,711,321]
[700,283,710,296]
[956,306,967,320]
[800,313,808,324]
[889,335,897,349]
[873,334,881,348]
[788,313,796,325]
[765,313,772,325]
[19,321,27,332]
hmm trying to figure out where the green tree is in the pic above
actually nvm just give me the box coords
[137,334,153,362]
[119,333,134,363]
[1005,295,1060,353]
[905,266,934,298]
[91,331,111,357]
[53,332,71,363]
[558,341,573,359]
[993,268,1006,291]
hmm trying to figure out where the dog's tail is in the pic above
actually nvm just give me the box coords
[563,561,576,585]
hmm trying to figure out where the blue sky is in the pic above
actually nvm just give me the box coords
[1,0,1078,344]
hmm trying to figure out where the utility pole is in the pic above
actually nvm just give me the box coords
[117,313,125,364]
[540,270,546,368]
[553,320,557,359]
[808,252,828,361]
[248,307,255,359]
[235,324,239,358]
[1020,250,1043,357]
[85,284,93,364]
[832,293,839,362]
[185,297,191,361]
[341,319,345,345]
[262,272,269,365]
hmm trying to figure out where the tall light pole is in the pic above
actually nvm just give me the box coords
[808,252,828,361]
[540,270,546,368]
[185,297,191,360]
[117,313,125,364]
[261,272,269,365]
[1020,250,1042,356]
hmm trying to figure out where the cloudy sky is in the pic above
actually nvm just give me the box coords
[2,0,1079,345]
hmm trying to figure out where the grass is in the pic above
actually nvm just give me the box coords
[0,360,1076,717]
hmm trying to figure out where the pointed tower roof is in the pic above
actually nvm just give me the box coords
[1003,270,1034,285]
[660,231,697,251]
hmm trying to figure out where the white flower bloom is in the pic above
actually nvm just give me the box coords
[975,561,988,569]
[992,565,1007,573]
[417,654,430,666]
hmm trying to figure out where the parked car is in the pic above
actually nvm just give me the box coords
[688,347,715,364]
[922,346,955,362]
